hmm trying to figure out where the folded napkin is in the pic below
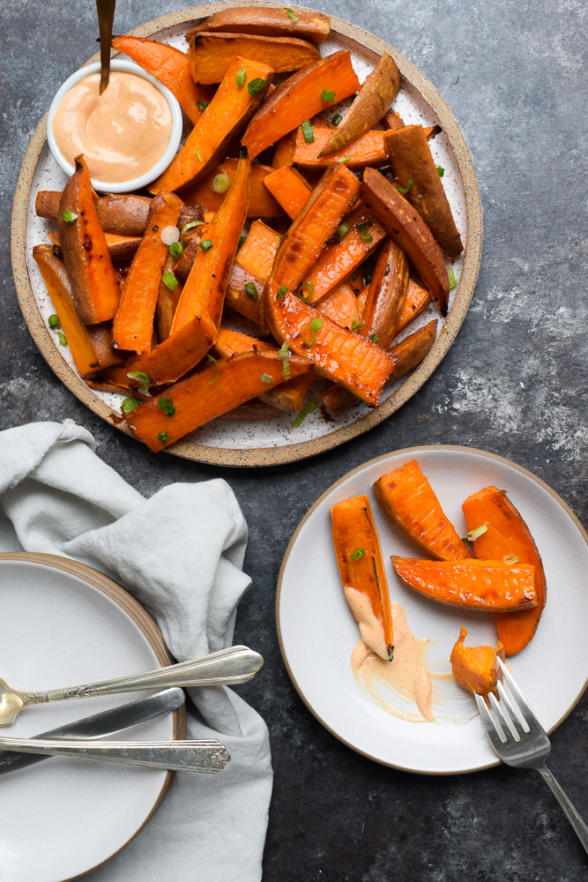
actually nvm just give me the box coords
[0,420,272,882]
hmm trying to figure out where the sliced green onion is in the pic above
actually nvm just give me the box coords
[48,314,61,329]
[357,221,373,243]
[397,179,413,195]
[61,209,77,223]
[336,155,351,164]
[369,333,379,343]
[162,270,178,290]
[302,317,322,347]
[248,78,267,96]
[168,241,184,259]
[207,354,220,384]
[291,398,318,428]
[127,370,151,396]
[465,524,487,542]
[278,342,291,379]
[161,225,180,245]
[503,553,520,565]
[56,331,68,346]
[260,372,273,385]
[321,89,335,103]
[284,7,299,22]
[237,233,247,251]
[180,220,203,236]
[200,239,213,251]
[122,397,140,414]
[299,281,314,302]
[244,281,259,301]
[448,267,458,289]
[350,547,365,561]
[197,101,208,111]
[276,285,288,300]
[211,168,230,194]
[236,68,247,88]
[337,222,350,239]
[195,148,202,163]
[158,395,175,417]
[351,320,364,332]
[332,113,342,126]
[301,119,314,144]
[157,432,170,445]
[437,165,445,177]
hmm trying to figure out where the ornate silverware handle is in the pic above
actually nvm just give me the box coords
[0,736,231,773]
[26,645,263,705]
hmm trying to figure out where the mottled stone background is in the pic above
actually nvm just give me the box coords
[1,0,586,879]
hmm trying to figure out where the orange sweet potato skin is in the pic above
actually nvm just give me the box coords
[462,487,547,656]
[375,459,470,561]
[294,125,388,169]
[392,557,538,611]
[57,157,120,324]
[450,626,505,695]
[361,167,450,315]
[188,32,319,84]
[187,7,330,43]
[331,495,394,659]
[362,239,409,348]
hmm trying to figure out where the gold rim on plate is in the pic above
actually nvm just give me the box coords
[275,445,588,775]
[0,551,185,881]
[11,1,482,467]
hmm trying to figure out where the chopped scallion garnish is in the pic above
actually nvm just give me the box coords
[248,78,267,96]
[48,314,61,330]
[122,397,140,414]
[276,285,288,300]
[291,398,318,428]
[301,119,314,144]
[321,89,335,103]
[236,68,247,88]
[278,342,291,379]
[207,354,220,384]
[357,221,373,243]
[260,372,273,385]
[350,547,365,561]
[298,281,314,302]
[437,165,445,177]
[238,233,247,250]
[56,331,67,346]
[351,320,364,332]
[162,270,179,290]
[332,113,342,126]
[464,524,487,542]
[200,239,213,251]
[337,222,350,239]
[61,209,77,223]
[157,432,170,445]
[211,168,230,194]
[503,553,519,565]
[127,370,151,396]
[369,333,379,343]
[168,241,184,259]
[244,281,259,301]
[180,220,204,236]
[397,179,413,195]
[195,148,202,162]
[448,267,457,289]
[301,317,322,347]
[197,101,208,111]
[284,7,299,22]
[158,395,175,417]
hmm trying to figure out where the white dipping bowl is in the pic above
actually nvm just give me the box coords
[47,59,183,193]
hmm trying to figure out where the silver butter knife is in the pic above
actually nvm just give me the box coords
[0,687,185,775]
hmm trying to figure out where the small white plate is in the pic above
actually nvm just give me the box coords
[276,446,588,775]
[0,554,182,882]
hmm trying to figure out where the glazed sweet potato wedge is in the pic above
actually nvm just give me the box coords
[294,124,388,169]
[303,207,387,304]
[187,7,330,44]
[172,153,250,333]
[263,166,311,219]
[188,32,319,84]
[57,156,120,324]
[223,220,282,324]
[33,245,104,377]
[391,558,537,611]
[112,35,213,125]
[113,191,184,354]
[315,283,360,329]
[384,125,463,259]
[151,56,273,193]
[242,51,360,159]
[450,627,505,695]
[397,279,432,333]
[36,190,202,238]
[272,131,297,168]
[462,486,547,656]
[362,239,409,348]
[48,230,141,268]
[182,159,282,218]
[361,167,450,315]
[375,459,470,561]
[125,350,309,451]
[331,495,394,660]
[319,54,400,156]
[321,319,438,416]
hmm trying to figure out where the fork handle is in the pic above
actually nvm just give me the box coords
[537,765,588,854]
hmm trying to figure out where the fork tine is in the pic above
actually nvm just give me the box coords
[496,657,536,726]
[475,693,507,743]
[496,679,530,732]
[488,690,520,741]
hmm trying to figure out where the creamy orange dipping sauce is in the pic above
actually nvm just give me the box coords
[52,71,172,183]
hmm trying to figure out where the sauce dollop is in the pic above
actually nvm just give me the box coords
[52,71,173,183]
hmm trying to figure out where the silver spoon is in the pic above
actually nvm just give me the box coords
[0,645,263,726]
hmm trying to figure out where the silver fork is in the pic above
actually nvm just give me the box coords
[475,657,588,854]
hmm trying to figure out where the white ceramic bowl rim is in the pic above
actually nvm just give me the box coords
[46,59,183,193]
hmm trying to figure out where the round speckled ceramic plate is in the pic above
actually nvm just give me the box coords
[276,446,588,774]
[12,2,482,466]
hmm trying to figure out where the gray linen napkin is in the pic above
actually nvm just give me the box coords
[0,420,273,882]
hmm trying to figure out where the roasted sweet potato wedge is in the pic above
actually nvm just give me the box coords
[48,230,141,268]
[125,350,309,451]
[263,166,311,219]
[331,495,394,660]
[397,279,432,332]
[242,51,360,159]
[450,627,505,695]
[315,283,360,329]
[112,35,213,125]
[57,156,120,324]
[181,159,282,218]
[272,131,297,168]
[188,32,319,84]
[362,239,409,348]
[384,125,463,259]
[319,53,400,156]
[462,487,547,656]
[187,7,330,44]
[151,56,273,193]
[374,459,470,561]
[391,557,537,611]
[361,167,450,315]
[293,123,388,169]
